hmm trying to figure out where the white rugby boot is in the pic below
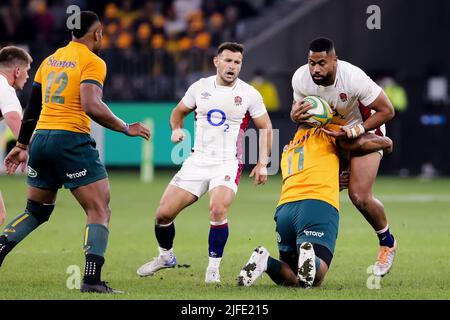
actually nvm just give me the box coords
[137,247,177,277]
[237,246,269,287]
[297,242,316,288]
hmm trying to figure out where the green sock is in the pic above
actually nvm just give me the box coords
[82,224,109,284]
[2,213,39,244]
[0,213,39,266]
[83,224,109,256]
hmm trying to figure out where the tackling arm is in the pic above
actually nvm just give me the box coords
[337,132,393,154]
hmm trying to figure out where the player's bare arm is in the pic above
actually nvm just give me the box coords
[341,91,395,139]
[2,111,21,137]
[249,113,272,185]
[80,83,150,140]
[338,133,393,155]
[362,90,395,131]
[169,101,193,143]
[4,82,42,174]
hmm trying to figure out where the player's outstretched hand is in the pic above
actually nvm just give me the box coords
[4,146,28,175]
[171,128,185,143]
[127,122,151,140]
[290,100,313,123]
[249,162,268,185]
[321,127,346,138]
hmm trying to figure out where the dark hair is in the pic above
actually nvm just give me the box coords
[309,37,335,53]
[0,46,32,68]
[217,42,244,55]
[71,11,100,39]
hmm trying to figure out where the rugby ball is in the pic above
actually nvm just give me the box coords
[302,96,333,127]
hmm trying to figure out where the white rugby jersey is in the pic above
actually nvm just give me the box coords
[0,74,22,120]
[292,60,383,131]
[182,76,267,162]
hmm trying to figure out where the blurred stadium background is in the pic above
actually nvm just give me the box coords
[1,0,449,175]
[0,0,450,300]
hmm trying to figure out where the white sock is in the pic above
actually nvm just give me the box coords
[208,257,222,269]
[158,247,174,258]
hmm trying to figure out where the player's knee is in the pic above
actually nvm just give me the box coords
[26,199,54,225]
[86,201,111,222]
[155,206,175,225]
[349,189,371,210]
[209,203,227,221]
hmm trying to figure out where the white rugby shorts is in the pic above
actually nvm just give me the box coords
[169,156,243,197]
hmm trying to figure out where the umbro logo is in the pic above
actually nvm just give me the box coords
[201,92,211,99]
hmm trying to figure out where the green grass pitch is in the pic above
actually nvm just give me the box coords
[0,171,449,299]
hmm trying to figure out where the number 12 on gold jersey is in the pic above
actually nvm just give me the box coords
[44,71,68,104]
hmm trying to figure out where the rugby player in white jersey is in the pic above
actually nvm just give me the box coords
[291,38,397,277]
[0,46,32,226]
[137,42,273,283]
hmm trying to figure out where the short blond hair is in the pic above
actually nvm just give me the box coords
[0,46,33,68]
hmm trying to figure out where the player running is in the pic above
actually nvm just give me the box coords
[137,42,272,283]
[2,11,150,294]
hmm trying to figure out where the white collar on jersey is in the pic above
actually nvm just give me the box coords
[214,78,238,91]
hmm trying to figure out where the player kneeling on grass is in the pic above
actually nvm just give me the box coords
[238,123,392,288]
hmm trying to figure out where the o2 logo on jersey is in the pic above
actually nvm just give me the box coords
[207,109,229,132]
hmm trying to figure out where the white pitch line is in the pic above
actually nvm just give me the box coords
[251,194,450,203]
[340,194,450,203]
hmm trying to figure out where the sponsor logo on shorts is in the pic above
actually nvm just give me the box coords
[304,230,324,238]
[66,169,87,179]
[224,175,231,181]
[27,166,37,178]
